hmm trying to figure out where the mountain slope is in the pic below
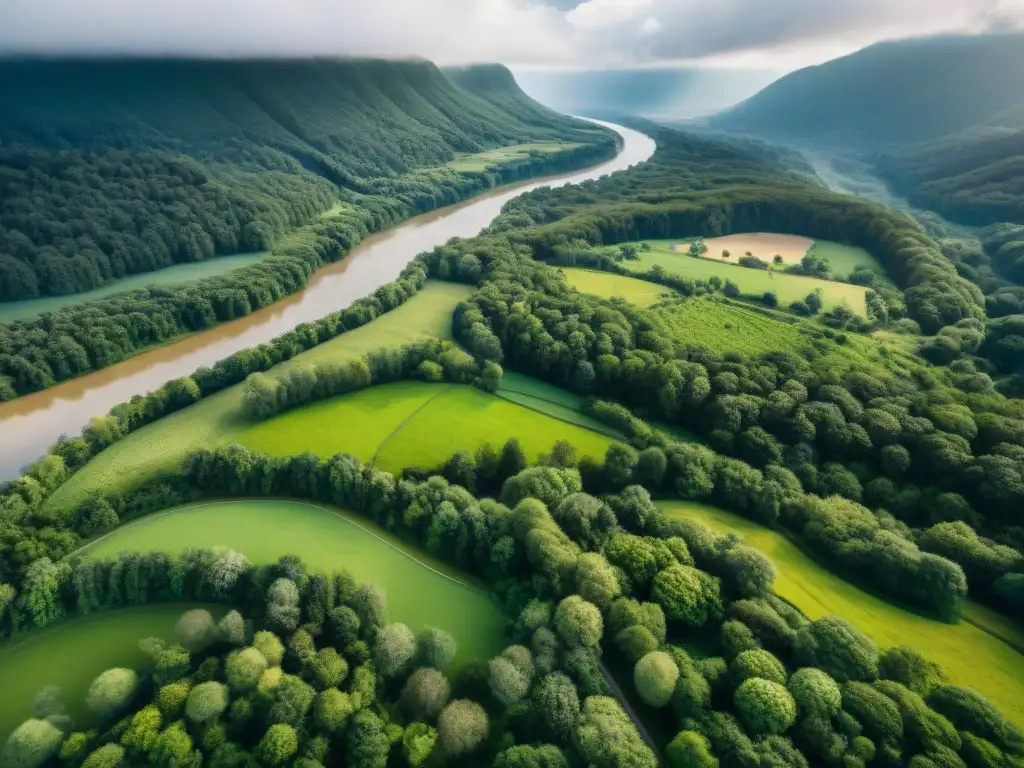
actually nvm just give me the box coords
[709,34,1024,150]
[0,59,614,301]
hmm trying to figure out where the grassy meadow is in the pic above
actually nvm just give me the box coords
[0,252,271,322]
[448,142,582,172]
[559,267,676,308]
[0,605,215,740]
[81,500,504,666]
[43,282,474,517]
[660,500,1024,728]
[239,381,618,473]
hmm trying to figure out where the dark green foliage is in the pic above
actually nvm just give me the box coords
[927,686,1015,749]
[794,617,879,682]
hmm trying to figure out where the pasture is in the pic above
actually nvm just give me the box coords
[648,297,813,356]
[43,282,473,517]
[660,500,1024,728]
[81,500,505,665]
[0,605,212,740]
[559,267,676,308]
[238,381,619,473]
[617,246,869,315]
[448,142,582,172]
[0,252,271,323]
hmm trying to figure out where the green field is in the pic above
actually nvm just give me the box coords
[0,605,213,740]
[592,240,870,315]
[809,240,886,277]
[649,297,813,356]
[239,381,618,473]
[0,252,271,322]
[559,267,676,308]
[496,372,624,437]
[82,500,504,666]
[448,142,583,172]
[660,501,1024,728]
[44,282,474,517]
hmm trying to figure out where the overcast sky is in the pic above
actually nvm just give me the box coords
[1,0,1022,71]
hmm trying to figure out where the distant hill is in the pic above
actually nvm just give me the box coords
[510,66,779,120]
[708,34,1024,150]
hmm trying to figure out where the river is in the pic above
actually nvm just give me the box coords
[0,121,655,481]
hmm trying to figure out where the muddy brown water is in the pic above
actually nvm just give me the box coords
[0,121,655,481]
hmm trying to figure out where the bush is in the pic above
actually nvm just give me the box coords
[787,667,841,717]
[730,649,788,686]
[734,678,797,735]
[437,699,489,757]
[1,719,64,768]
[634,651,679,708]
[86,668,138,718]
[226,647,268,692]
[175,609,217,652]
[186,681,229,725]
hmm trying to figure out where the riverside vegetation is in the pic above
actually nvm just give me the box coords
[0,95,1023,768]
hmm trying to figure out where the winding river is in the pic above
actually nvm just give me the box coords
[0,121,655,481]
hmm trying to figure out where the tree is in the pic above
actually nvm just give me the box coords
[667,731,718,768]
[315,688,354,733]
[149,721,196,768]
[494,744,569,768]
[402,723,437,767]
[80,744,125,768]
[86,668,138,719]
[226,648,267,692]
[351,583,388,630]
[787,667,841,717]
[217,611,246,646]
[418,627,457,670]
[763,291,779,308]
[722,250,731,260]
[266,579,301,633]
[634,651,679,708]
[346,710,390,768]
[437,700,489,757]
[794,617,878,682]
[734,678,797,735]
[256,724,298,766]
[122,705,162,753]
[305,648,348,690]
[266,675,315,726]
[575,696,658,768]
[490,657,531,706]
[575,553,621,610]
[253,631,284,666]
[690,239,708,258]
[615,625,659,663]
[185,682,229,725]
[534,673,581,743]
[927,686,1009,748]
[375,623,417,678]
[730,649,787,685]
[879,646,945,696]
[773,254,784,265]
[1,719,64,768]
[650,564,722,627]
[554,596,603,648]
[401,668,451,721]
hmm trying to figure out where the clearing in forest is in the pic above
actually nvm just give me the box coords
[0,252,271,323]
[43,282,474,517]
[660,500,1024,728]
[558,267,676,308]
[239,381,618,473]
[686,233,814,265]
[448,142,582,172]
[81,500,504,666]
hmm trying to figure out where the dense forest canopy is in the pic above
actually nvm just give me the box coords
[0,58,613,302]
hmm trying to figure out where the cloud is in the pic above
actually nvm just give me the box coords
[0,0,1021,68]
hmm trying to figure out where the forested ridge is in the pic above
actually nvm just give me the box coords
[0,58,614,302]
[0,59,618,398]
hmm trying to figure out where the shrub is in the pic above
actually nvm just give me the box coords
[734,678,797,735]
[86,668,138,718]
[634,651,679,708]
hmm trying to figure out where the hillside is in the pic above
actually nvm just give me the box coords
[0,58,613,300]
[708,33,1024,150]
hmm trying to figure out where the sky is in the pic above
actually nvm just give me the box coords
[0,0,1022,72]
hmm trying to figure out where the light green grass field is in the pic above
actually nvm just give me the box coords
[448,142,582,172]
[660,500,1024,728]
[238,381,618,473]
[0,252,271,322]
[0,605,212,740]
[559,267,676,308]
[809,240,886,276]
[81,500,504,667]
[649,297,813,356]
[497,371,624,438]
[44,282,474,517]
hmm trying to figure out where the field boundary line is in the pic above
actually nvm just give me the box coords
[68,499,491,597]
[494,389,624,441]
[369,384,455,467]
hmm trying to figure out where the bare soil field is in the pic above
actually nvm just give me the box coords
[673,233,815,265]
